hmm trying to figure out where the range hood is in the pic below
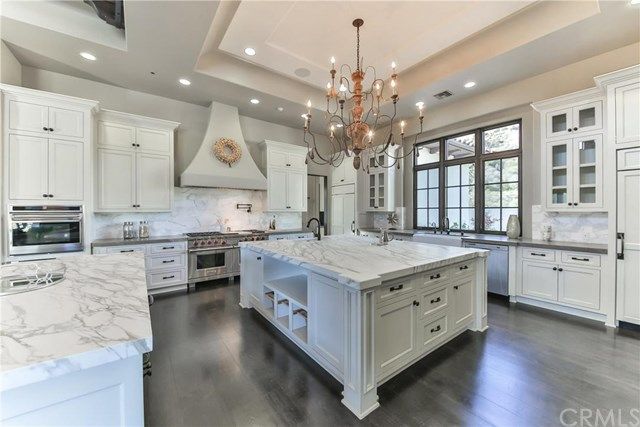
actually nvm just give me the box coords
[180,102,267,190]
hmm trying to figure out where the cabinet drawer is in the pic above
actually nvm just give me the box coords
[419,314,448,351]
[376,276,416,307]
[618,147,640,171]
[418,285,449,319]
[451,261,475,278]
[561,251,600,267]
[418,268,449,289]
[147,268,186,289]
[522,248,556,262]
[148,241,187,254]
[99,245,148,255]
[146,253,186,271]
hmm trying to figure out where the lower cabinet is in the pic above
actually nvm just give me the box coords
[375,261,477,380]
[242,249,264,307]
[518,248,602,313]
[308,274,344,373]
[375,296,418,379]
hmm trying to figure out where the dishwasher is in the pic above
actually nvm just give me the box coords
[463,242,509,296]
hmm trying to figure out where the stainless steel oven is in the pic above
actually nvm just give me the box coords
[8,206,84,256]
[188,246,240,284]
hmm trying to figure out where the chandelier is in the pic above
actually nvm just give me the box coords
[303,18,424,171]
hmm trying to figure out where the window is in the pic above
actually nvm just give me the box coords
[414,120,521,234]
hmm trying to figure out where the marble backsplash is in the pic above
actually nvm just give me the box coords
[530,205,608,243]
[92,187,302,239]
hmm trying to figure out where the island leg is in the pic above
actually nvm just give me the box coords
[472,257,489,332]
[341,287,380,419]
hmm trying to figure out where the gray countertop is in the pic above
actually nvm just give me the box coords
[91,235,187,248]
[358,228,607,254]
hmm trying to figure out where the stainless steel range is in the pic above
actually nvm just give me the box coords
[185,230,268,289]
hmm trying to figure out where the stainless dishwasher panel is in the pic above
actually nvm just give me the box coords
[464,242,509,296]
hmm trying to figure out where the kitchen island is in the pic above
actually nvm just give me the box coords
[1,253,152,426]
[240,235,488,419]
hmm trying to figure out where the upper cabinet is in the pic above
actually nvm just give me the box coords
[533,88,605,212]
[261,140,308,212]
[330,155,357,187]
[595,65,640,147]
[95,110,179,212]
[362,148,402,212]
[2,85,97,203]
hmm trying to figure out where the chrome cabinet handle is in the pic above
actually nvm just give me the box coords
[617,233,625,260]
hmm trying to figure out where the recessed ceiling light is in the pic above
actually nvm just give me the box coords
[179,78,191,86]
[277,107,284,112]
[464,81,477,89]
[244,47,256,56]
[250,98,260,104]
[80,52,96,61]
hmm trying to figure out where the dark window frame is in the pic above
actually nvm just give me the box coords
[413,119,522,235]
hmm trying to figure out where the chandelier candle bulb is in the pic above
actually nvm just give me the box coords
[400,120,406,135]
[306,100,311,114]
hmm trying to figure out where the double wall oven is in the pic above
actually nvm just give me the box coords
[8,206,84,256]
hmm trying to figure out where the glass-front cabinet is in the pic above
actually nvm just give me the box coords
[545,101,602,139]
[545,135,602,211]
[364,150,401,212]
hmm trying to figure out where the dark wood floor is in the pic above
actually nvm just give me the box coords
[144,280,640,426]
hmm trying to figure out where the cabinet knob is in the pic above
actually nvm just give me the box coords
[132,143,136,147]
[413,300,420,306]
[553,267,558,271]
[257,257,262,260]
[42,127,48,131]
[48,194,53,198]
[567,203,572,206]
[574,203,578,206]
[453,285,459,290]
[567,128,572,132]
[558,268,563,272]
[573,127,578,131]
[42,193,48,198]
[48,128,54,132]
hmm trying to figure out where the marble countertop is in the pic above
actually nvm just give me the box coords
[358,229,607,254]
[92,234,187,247]
[240,235,487,290]
[0,253,152,391]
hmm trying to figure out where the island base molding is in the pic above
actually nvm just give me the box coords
[1,355,144,426]
[240,245,488,419]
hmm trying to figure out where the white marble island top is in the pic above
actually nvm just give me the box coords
[240,235,488,289]
[0,253,152,391]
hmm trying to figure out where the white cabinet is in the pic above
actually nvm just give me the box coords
[308,273,344,372]
[330,190,356,235]
[363,149,402,212]
[261,140,308,212]
[97,149,136,210]
[545,101,602,139]
[517,247,602,314]
[534,89,605,212]
[614,82,640,144]
[95,110,179,212]
[616,169,640,324]
[241,249,264,307]
[136,153,172,210]
[544,135,603,210]
[8,134,83,201]
[8,100,84,138]
[330,156,357,187]
[375,296,417,379]
[451,276,474,329]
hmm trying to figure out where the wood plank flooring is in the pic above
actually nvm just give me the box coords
[144,280,640,426]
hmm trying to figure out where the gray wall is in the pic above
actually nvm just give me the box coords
[0,41,22,86]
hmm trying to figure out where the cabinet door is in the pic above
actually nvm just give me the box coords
[268,168,288,210]
[97,148,136,210]
[98,122,135,150]
[330,162,345,187]
[572,135,602,208]
[616,170,640,324]
[268,149,289,168]
[546,108,573,139]
[521,260,558,301]
[330,194,344,234]
[558,266,600,310]
[48,107,84,138]
[136,128,171,154]
[343,192,355,235]
[375,296,417,379]
[8,100,48,134]
[451,278,474,330]
[546,139,573,209]
[136,153,172,211]
[241,250,264,307]
[343,159,357,185]
[286,170,307,211]
[8,134,49,200]
[615,82,640,144]
[48,139,83,201]
[287,152,307,170]
[376,170,387,210]
[571,101,602,134]
[367,172,377,210]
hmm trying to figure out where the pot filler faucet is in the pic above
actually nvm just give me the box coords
[306,218,321,241]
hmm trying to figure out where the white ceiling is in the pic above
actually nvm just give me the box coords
[1,1,639,134]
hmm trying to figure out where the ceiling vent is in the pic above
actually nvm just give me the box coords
[433,90,453,100]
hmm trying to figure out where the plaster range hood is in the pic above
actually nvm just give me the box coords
[180,102,267,190]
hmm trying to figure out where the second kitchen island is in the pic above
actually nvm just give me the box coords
[240,235,488,419]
